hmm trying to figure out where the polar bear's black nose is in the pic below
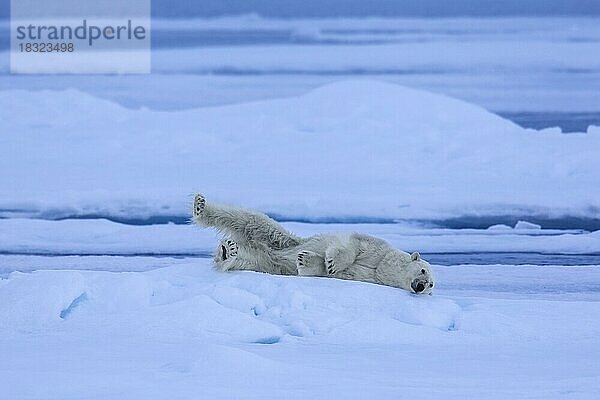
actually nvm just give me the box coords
[411,280,425,293]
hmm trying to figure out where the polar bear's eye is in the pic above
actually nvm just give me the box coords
[429,283,434,287]
[421,268,426,274]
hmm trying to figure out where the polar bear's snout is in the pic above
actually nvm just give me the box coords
[410,279,425,293]
[411,279,427,293]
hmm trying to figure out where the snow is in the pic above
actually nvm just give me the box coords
[1,217,598,399]
[1,212,599,400]
[1,252,599,399]
[2,218,598,397]
[1,80,599,224]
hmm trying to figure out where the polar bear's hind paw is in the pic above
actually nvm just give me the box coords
[297,251,312,268]
[325,257,336,275]
[193,194,205,218]
[220,239,238,261]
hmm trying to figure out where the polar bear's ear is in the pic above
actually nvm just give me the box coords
[411,252,421,261]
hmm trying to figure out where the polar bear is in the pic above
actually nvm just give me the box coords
[192,194,435,294]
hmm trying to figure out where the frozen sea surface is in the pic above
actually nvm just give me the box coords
[1,219,599,399]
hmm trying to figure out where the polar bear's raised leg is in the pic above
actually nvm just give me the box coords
[296,250,326,276]
[324,236,359,275]
[192,194,302,249]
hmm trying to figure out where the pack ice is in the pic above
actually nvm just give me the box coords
[1,80,598,222]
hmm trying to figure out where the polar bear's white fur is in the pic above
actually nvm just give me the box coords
[192,194,435,294]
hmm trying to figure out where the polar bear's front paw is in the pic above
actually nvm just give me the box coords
[297,251,325,276]
[297,251,311,268]
[325,246,354,274]
[325,257,337,275]
[218,239,238,262]
[192,194,206,218]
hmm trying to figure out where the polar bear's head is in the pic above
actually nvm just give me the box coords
[376,251,435,295]
[404,252,435,295]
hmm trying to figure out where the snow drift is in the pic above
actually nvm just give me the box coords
[1,259,599,399]
[1,80,598,223]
